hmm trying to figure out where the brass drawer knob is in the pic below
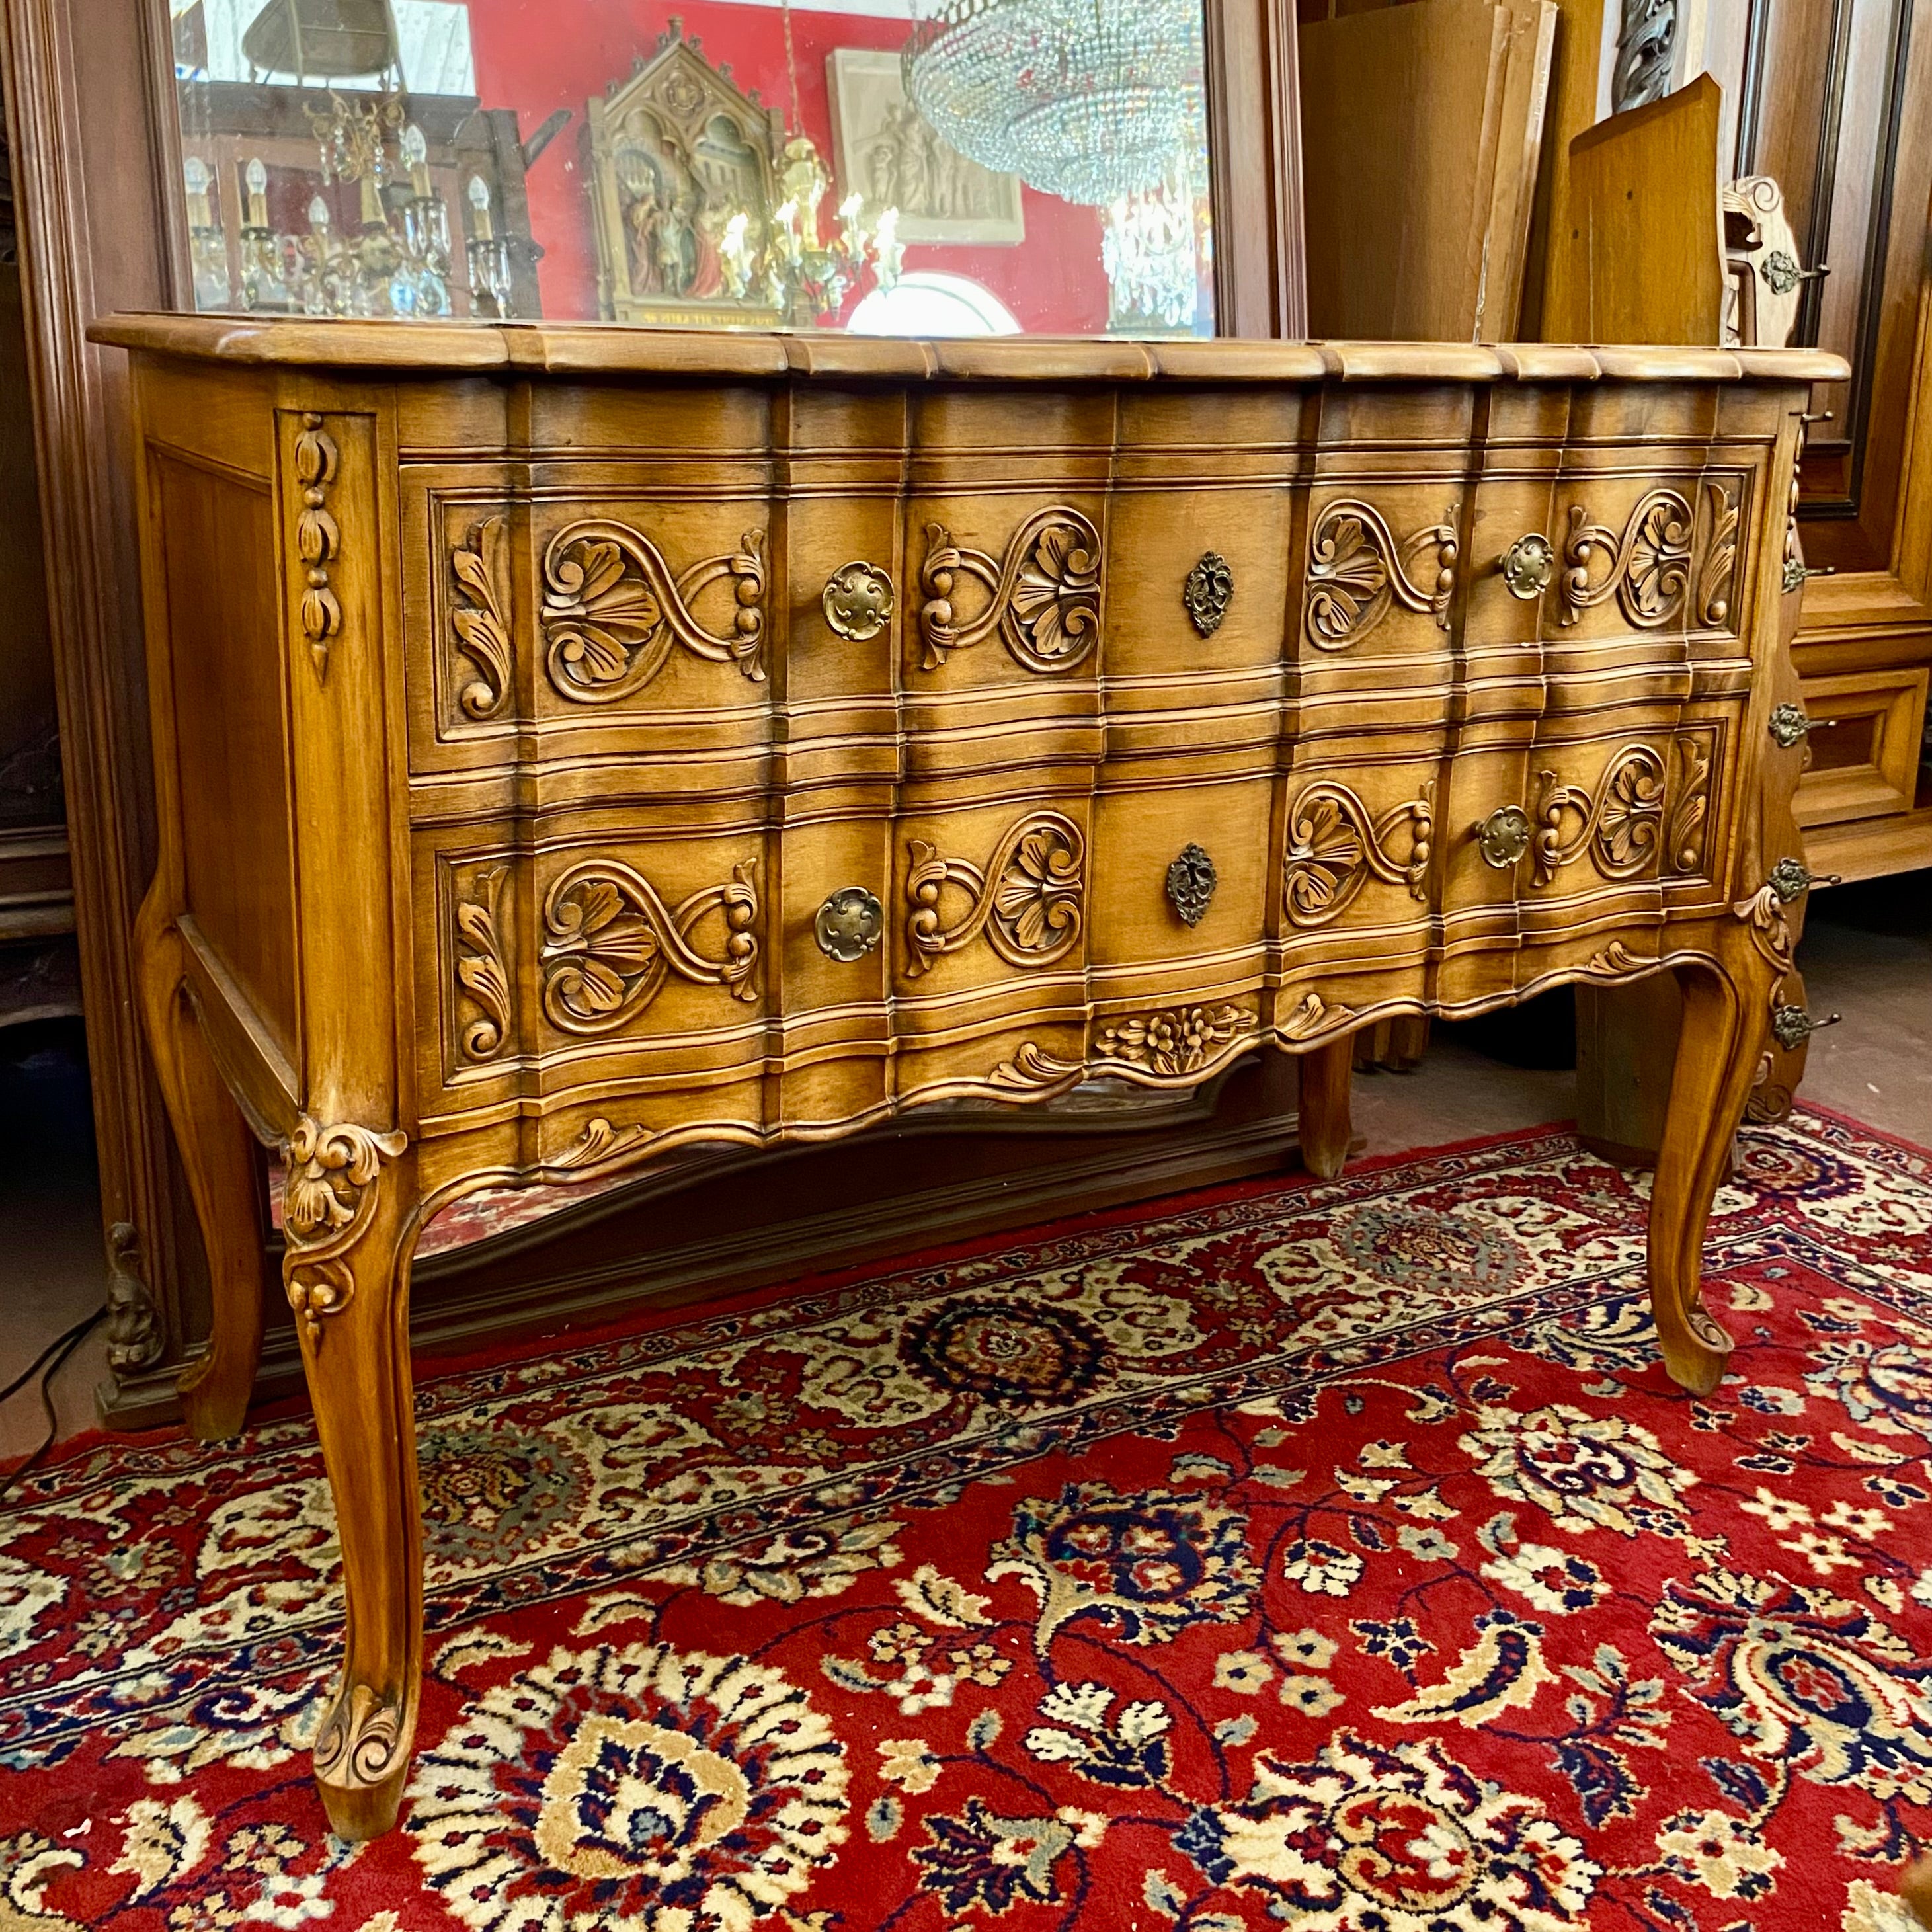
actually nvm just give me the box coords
[815,887,885,961]
[823,561,895,642]
[1771,1003,1841,1051]
[1473,805,1532,869]
[1498,532,1556,600]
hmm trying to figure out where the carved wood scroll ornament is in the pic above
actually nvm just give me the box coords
[1669,734,1714,874]
[540,858,759,1034]
[1303,499,1457,649]
[918,508,1102,674]
[1279,990,1358,1040]
[906,811,1086,975]
[315,1683,405,1796]
[294,415,342,682]
[450,518,512,719]
[541,519,766,702]
[1531,744,1667,885]
[1282,780,1435,926]
[454,865,512,1062]
[1559,488,1693,627]
[1697,481,1741,627]
[280,1116,409,1348]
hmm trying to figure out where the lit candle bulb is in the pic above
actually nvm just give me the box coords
[875,206,903,289]
[400,122,431,199]
[309,194,331,235]
[184,155,213,229]
[244,155,268,229]
[359,169,383,227]
[465,173,493,241]
[838,190,862,252]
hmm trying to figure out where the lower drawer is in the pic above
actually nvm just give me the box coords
[1792,666,1929,828]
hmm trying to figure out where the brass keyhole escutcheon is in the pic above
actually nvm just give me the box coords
[823,561,895,642]
[1498,532,1556,600]
[815,886,885,961]
[1474,805,1532,869]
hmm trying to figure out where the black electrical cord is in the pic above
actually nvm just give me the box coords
[0,1306,106,1506]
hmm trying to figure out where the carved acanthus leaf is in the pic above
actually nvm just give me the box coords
[540,858,759,1034]
[1531,745,1667,886]
[315,1682,405,1791]
[450,518,512,719]
[1560,488,1693,628]
[551,1117,655,1172]
[541,519,765,702]
[1732,883,1796,1006]
[1282,780,1435,927]
[280,1116,408,1348]
[1093,1004,1258,1078]
[1668,735,1714,875]
[1696,480,1741,627]
[454,865,513,1061]
[906,811,1086,975]
[1280,990,1357,1041]
[1303,499,1457,649]
[987,1041,1087,1094]
[918,508,1102,674]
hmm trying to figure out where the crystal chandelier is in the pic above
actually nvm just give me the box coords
[903,0,1204,206]
[1102,151,1204,332]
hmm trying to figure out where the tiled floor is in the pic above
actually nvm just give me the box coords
[3,868,1927,1460]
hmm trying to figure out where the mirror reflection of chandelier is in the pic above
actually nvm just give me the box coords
[902,0,1203,206]
[1102,153,1204,332]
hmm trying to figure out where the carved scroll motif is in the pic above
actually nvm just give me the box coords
[540,858,759,1034]
[294,414,342,682]
[1094,1003,1257,1078]
[1696,480,1741,627]
[1303,499,1458,649]
[1734,882,1796,1014]
[541,519,766,702]
[315,1682,406,1794]
[1559,489,1694,628]
[1531,745,1667,885]
[1279,990,1358,1041]
[917,508,1102,674]
[280,1116,408,1348]
[1668,734,1714,875]
[454,865,512,1062]
[988,1040,1087,1094]
[1613,0,1677,111]
[551,1116,655,1172]
[1281,780,1435,928]
[450,518,512,719]
[905,811,1086,975]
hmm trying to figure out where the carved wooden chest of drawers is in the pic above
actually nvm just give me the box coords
[95,314,1843,1837]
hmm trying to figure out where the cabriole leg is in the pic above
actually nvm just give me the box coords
[1648,946,1778,1394]
[1297,1032,1357,1180]
[281,1121,423,1841]
[133,882,268,1443]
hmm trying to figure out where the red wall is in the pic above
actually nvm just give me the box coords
[466,0,1111,331]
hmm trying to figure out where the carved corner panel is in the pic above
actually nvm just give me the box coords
[452,864,514,1064]
[1531,745,1668,886]
[541,519,766,703]
[916,508,1102,675]
[449,518,512,721]
[1281,780,1436,927]
[540,858,760,1035]
[1302,499,1459,650]
[905,811,1087,975]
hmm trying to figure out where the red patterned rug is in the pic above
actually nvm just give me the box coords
[3,1110,1931,1932]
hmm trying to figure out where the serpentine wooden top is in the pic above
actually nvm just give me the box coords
[91,313,1851,385]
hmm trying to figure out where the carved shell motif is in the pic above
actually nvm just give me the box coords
[1303,499,1457,649]
[918,508,1102,674]
[540,519,766,702]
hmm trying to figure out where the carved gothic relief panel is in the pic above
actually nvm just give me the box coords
[540,857,760,1035]
[905,811,1087,975]
[916,508,1102,674]
[1302,499,1458,649]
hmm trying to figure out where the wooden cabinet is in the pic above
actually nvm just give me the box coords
[97,313,1836,1835]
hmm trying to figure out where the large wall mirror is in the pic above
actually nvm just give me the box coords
[165,0,1223,335]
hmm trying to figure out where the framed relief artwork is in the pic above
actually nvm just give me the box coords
[826,47,1024,247]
